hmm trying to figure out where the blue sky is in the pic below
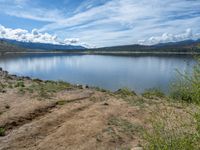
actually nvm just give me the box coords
[0,0,200,47]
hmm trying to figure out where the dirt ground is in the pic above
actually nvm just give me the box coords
[0,69,198,150]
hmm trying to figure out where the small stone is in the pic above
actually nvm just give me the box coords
[5,104,10,109]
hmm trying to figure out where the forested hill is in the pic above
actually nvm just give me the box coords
[0,40,26,52]
[93,39,200,52]
[0,38,200,53]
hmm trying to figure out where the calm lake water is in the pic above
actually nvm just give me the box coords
[0,54,196,93]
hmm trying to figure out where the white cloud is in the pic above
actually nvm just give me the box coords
[0,25,91,47]
[64,38,79,44]
[139,29,200,45]
[39,0,200,47]
[0,0,200,47]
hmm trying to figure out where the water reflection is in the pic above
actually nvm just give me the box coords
[0,54,195,93]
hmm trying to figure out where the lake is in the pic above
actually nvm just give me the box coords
[0,54,195,93]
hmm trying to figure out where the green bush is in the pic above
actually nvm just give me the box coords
[0,127,5,136]
[170,57,200,104]
[142,88,165,99]
[15,81,25,88]
[143,111,200,150]
[115,88,136,97]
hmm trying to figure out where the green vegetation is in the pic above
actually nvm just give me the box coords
[170,57,200,104]
[115,88,136,98]
[0,127,5,136]
[10,79,72,98]
[56,100,68,105]
[93,87,108,93]
[0,82,6,93]
[142,88,165,99]
[36,80,70,93]
[197,44,200,49]
[143,110,200,150]
[142,57,200,149]
[125,96,145,107]
[15,81,25,88]
[108,116,141,138]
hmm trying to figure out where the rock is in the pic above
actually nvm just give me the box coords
[0,67,2,71]
[103,102,109,106]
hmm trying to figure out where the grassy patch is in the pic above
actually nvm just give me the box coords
[25,80,71,98]
[115,88,136,98]
[0,82,6,92]
[143,109,200,150]
[108,116,141,137]
[15,81,25,88]
[123,96,145,107]
[56,100,68,105]
[93,87,108,93]
[0,127,5,136]
[18,87,26,94]
[142,88,165,99]
[170,57,200,104]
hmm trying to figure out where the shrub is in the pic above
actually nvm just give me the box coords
[0,127,5,136]
[142,88,165,99]
[143,110,200,150]
[115,88,136,97]
[15,81,25,88]
[170,57,200,104]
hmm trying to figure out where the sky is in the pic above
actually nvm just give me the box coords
[0,0,200,48]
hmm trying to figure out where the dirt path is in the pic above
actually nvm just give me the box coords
[0,85,141,150]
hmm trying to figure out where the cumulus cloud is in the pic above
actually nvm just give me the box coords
[0,0,200,47]
[139,29,200,45]
[64,38,79,44]
[0,25,59,44]
[0,25,92,47]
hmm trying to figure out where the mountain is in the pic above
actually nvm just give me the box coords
[0,40,26,52]
[95,39,200,52]
[0,38,200,53]
[1,39,86,51]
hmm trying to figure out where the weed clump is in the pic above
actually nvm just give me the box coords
[108,116,141,137]
[170,57,200,104]
[142,88,165,99]
[15,81,25,88]
[0,127,5,136]
[26,80,71,99]
[115,88,136,98]
[143,109,200,150]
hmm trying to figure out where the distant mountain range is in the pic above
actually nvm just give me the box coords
[0,40,26,52]
[94,39,200,52]
[0,39,86,51]
[0,38,200,53]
